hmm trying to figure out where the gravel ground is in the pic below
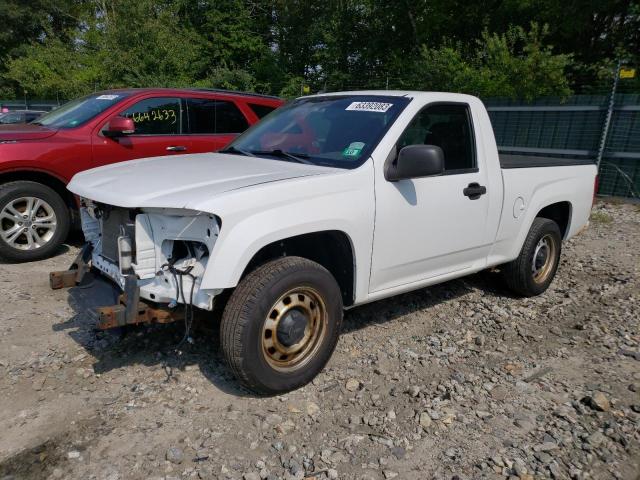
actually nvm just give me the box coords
[0,200,638,480]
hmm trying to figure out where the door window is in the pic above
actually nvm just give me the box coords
[397,104,476,172]
[121,97,181,135]
[186,98,249,134]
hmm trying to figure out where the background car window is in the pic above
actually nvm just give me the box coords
[122,97,181,135]
[186,98,249,134]
[0,112,22,124]
[248,103,276,119]
[398,104,476,171]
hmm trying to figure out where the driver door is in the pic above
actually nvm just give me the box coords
[369,103,492,293]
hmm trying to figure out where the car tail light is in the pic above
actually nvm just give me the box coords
[592,175,599,207]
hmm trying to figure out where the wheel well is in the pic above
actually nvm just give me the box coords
[242,231,356,306]
[536,201,571,238]
[0,171,75,210]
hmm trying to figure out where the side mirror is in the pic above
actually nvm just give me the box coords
[385,144,445,182]
[103,116,135,138]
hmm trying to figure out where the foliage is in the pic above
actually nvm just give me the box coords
[412,24,572,100]
[0,0,637,100]
[199,67,258,92]
[277,76,308,99]
[6,38,103,99]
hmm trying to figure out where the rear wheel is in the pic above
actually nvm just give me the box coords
[0,181,70,262]
[502,217,562,297]
[220,256,343,395]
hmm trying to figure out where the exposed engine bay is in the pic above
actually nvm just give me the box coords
[80,198,221,311]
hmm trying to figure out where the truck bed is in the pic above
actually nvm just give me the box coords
[499,154,596,169]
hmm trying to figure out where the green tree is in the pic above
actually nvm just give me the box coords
[5,38,103,99]
[198,67,258,92]
[412,24,572,100]
[0,0,84,96]
[2,0,636,101]
[95,1,206,89]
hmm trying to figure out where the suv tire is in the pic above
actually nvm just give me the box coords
[0,181,70,262]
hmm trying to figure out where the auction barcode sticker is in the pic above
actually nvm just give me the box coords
[345,101,393,113]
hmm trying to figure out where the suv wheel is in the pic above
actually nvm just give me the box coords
[502,217,562,297]
[221,256,343,395]
[0,181,70,262]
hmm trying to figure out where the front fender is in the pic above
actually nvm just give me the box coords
[199,163,375,303]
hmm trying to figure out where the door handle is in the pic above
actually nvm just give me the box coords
[463,182,487,200]
[166,145,187,152]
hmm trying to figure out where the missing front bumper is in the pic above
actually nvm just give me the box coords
[91,295,183,330]
[49,244,92,289]
[49,243,184,330]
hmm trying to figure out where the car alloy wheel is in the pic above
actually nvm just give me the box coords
[0,196,58,251]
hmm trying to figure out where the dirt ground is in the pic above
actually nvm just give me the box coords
[0,200,638,480]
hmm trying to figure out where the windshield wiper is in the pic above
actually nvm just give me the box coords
[219,145,256,157]
[250,149,314,165]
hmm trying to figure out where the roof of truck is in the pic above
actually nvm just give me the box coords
[303,90,479,101]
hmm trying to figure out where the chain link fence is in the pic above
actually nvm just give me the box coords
[0,100,60,111]
[485,94,639,198]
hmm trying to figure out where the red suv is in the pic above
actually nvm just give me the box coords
[0,88,283,262]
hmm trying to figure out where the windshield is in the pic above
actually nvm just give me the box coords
[225,95,411,168]
[33,93,129,129]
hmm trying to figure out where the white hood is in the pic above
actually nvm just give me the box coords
[68,152,337,210]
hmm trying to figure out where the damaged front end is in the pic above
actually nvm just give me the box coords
[50,199,221,329]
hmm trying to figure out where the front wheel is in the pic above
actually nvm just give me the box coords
[220,256,343,395]
[0,181,70,262]
[502,217,562,297]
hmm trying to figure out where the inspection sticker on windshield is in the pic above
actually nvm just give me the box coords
[96,94,119,100]
[345,101,393,113]
[343,141,365,158]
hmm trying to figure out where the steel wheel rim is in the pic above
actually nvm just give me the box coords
[0,196,57,251]
[261,286,328,372]
[531,234,557,284]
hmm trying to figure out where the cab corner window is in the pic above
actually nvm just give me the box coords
[186,98,249,134]
[248,103,276,119]
[398,104,476,172]
[121,97,181,135]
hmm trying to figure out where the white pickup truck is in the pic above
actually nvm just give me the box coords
[59,91,597,394]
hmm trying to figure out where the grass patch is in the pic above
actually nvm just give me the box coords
[590,210,613,224]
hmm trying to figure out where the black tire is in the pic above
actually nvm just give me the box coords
[221,256,343,395]
[502,217,562,297]
[0,181,70,262]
